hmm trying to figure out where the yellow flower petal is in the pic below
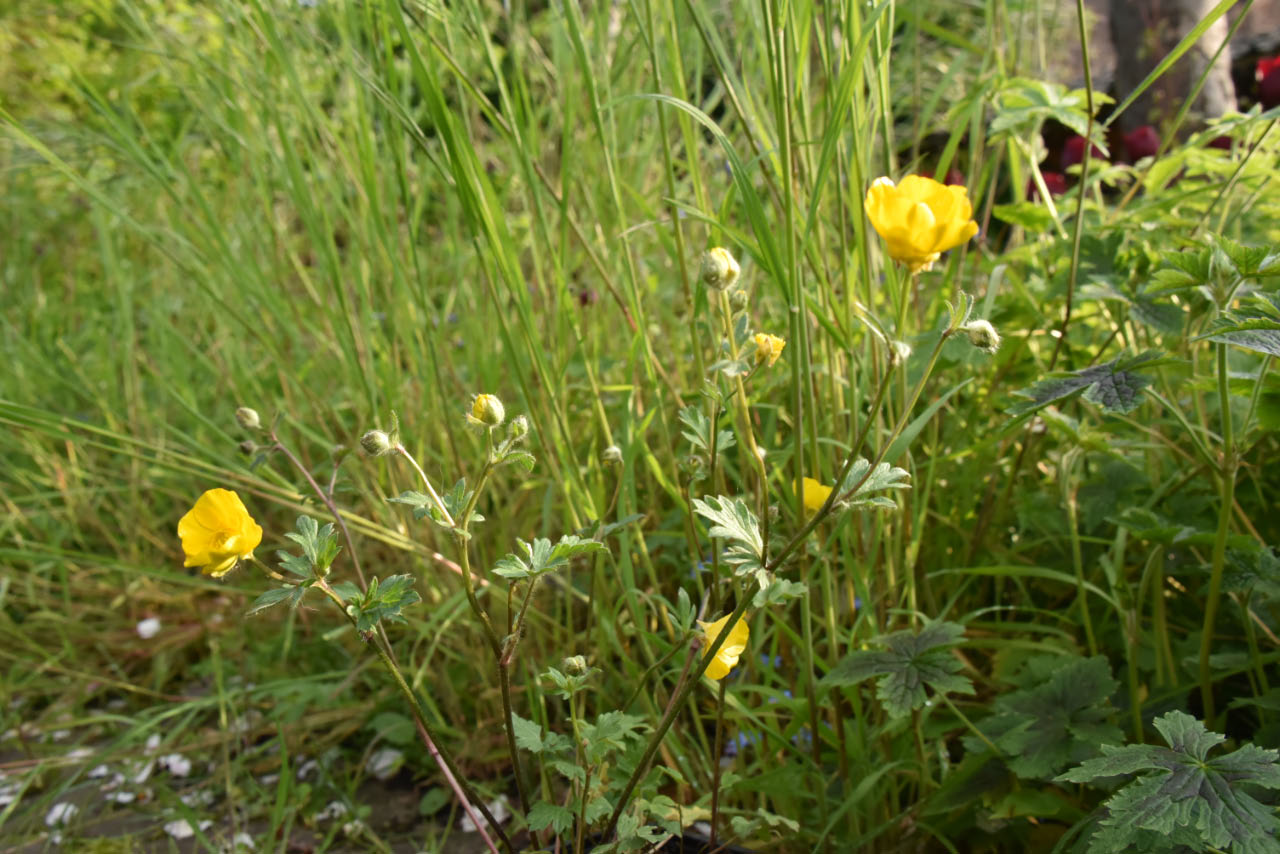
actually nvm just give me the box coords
[699,614,749,681]
[864,174,978,272]
[800,477,833,514]
[178,488,262,578]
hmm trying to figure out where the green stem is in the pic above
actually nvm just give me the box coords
[1200,343,1236,726]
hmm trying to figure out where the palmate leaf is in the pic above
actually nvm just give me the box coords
[280,514,341,575]
[350,574,421,632]
[677,406,734,454]
[838,458,911,509]
[822,621,973,718]
[1008,351,1165,416]
[1058,711,1280,854]
[492,535,605,580]
[967,655,1123,779]
[692,495,764,573]
[1202,293,1280,358]
[527,802,574,836]
[246,585,307,616]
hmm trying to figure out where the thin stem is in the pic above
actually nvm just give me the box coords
[270,435,368,589]
[311,579,508,854]
[1200,342,1236,725]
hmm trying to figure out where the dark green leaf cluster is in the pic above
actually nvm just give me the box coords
[1009,350,1166,416]
[822,621,973,718]
[1058,711,1280,853]
[1202,292,1280,359]
[278,514,341,579]
[966,655,1123,779]
[492,534,605,580]
[340,574,421,633]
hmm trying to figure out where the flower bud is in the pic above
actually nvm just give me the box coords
[360,429,394,456]
[509,414,529,441]
[700,247,740,291]
[752,333,786,368]
[679,454,706,481]
[235,407,261,431]
[889,340,912,365]
[471,394,505,428]
[729,289,750,313]
[961,319,1002,354]
[238,440,257,456]
[601,445,623,464]
[562,655,588,675]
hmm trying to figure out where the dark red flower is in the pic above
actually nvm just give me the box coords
[1062,135,1105,170]
[943,168,966,187]
[1028,172,1068,201]
[1122,125,1160,162]
[1257,56,1280,79]
[1208,134,1233,151]
[1259,57,1280,109]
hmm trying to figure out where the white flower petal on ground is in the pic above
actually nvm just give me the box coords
[45,802,78,826]
[136,617,162,639]
[365,748,403,781]
[159,753,192,777]
[164,818,211,840]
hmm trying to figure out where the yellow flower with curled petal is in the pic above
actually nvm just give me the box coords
[698,613,749,680]
[178,488,263,578]
[800,477,833,514]
[752,333,786,368]
[864,175,979,273]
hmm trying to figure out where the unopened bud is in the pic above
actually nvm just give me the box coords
[239,440,257,456]
[679,454,706,480]
[360,429,394,456]
[961,320,1001,354]
[562,655,588,675]
[235,407,261,431]
[729,289,750,312]
[509,414,530,441]
[700,247,740,291]
[470,394,505,427]
[601,445,623,464]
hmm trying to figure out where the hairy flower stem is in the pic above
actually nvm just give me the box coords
[603,589,748,842]
[312,580,508,854]
[270,435,368,590]
[1200,343,1237,725]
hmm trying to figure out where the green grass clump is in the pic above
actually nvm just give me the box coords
[3,0,1279,851]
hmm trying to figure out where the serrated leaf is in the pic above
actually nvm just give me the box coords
[838,458,912,508]
[502,450,536,472]
[1008,351,1165,416]
[330,581,361,603]
[512,713,547,753]
[527,801,574,836]
[247,586,300,616]
[692,496,764,572]
[967,656,1123,779]
[1057,710,1280,854]
[352,574,420,632]
[822,622,973,718]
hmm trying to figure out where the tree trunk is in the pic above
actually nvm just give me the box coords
[1109,0,1237,133]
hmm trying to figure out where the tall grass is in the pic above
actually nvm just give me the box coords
[3,0,1279,851]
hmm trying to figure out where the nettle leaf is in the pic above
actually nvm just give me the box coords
[492,535,605,580]
[583,712,647,765]
[1202,293,1280,358]
[1213,234,1280,280]
[527,802,574,836]
[351,574,421,632]
[1009,351,1165,416]
[838,459,912,509]
[822,622,973,718]
[693,495,764,573]
[1057,711,1280,854]
[677,406,735,454]
[281,515,341,574]
[1150,248,1214,294]
[967,656,1123,779]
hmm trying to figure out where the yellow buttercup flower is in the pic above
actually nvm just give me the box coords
[864,175,979,273]
[178,488,263,578]
[698,613,749,680]
[752,333,786,368]
[470,393,505,427]
[800,477,833,514]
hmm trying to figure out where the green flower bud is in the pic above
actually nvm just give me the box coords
[360,429,394,456]
[729,288,750,312]
[235,407,261,431]
[238,440,257,456]
[509,414,529,441]
[700,247,740,291]
[961,319,1001,354]
[562,655,588,675]
[601,445,623,464]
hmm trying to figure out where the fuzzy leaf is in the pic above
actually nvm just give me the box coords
[351,574,421,632]
[1057,711,1280,854]
[1009,351,1164,416]
[822,622,973,718]
[677,406,735,454]
[246,586,301,616]
[838,458,912,508]
[692,495,764,572]
[493,535,604,580]
[280,514,341,574]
